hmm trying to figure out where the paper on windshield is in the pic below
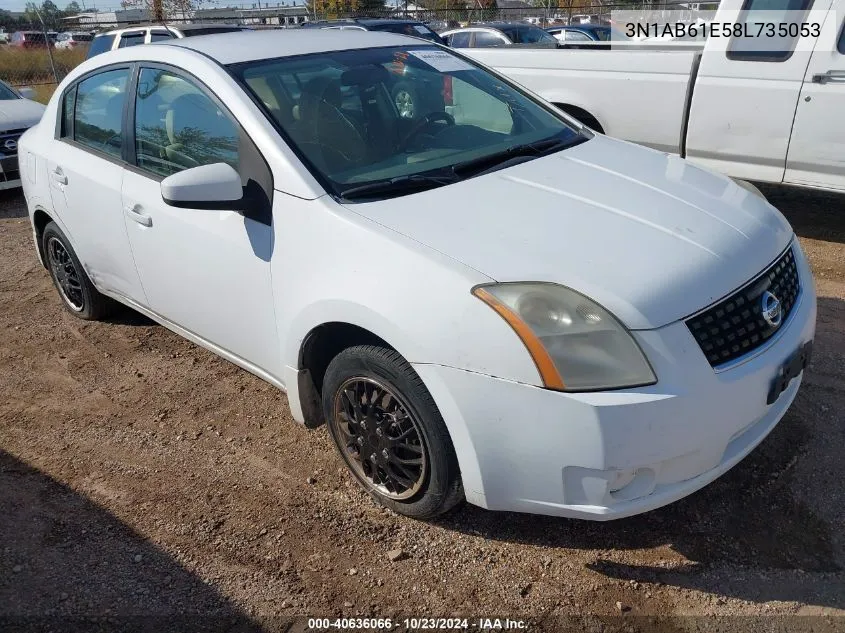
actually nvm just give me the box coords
[408,49,474,72]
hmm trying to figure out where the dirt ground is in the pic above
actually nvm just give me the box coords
[1,184,844,632]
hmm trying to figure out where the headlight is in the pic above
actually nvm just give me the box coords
[473,283,656,391]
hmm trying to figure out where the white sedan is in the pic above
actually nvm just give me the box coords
[18,30,816,521]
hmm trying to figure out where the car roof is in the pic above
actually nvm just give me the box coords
[165,29,426,65]
[356,18,426,26]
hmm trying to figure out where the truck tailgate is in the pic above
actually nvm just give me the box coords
[460,48,699,154]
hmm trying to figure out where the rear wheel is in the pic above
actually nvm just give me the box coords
[323,345,463,519]
[42,221,114,320]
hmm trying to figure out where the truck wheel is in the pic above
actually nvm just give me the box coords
[323,345,464,519]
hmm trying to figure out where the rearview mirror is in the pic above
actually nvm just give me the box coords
[160,163,243,210]
[17,86,35,100]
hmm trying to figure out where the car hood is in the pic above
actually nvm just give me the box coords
[0,98,45,130]
[342,135,794,329]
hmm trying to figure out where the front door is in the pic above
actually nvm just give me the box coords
[785,0,845,190]
[121,66,280,377]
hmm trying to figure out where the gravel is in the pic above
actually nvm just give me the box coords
[1,186,844,627]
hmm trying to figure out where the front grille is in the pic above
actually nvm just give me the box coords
[0,128,26,156]
[686,247,800,367]
[0,155,19,182]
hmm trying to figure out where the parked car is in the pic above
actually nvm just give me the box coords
[545,24,630,47]
[301,18,448,119]
[10,31,50,48]
[458,0,845,193]
[426,19,461,33]
[0,80,45,190]
[441,23,558,48]
[20,29,816,522]
[86,23,249,58]
[299,18,445,44]
[55,31,95,50]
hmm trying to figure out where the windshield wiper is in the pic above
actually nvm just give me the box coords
[452,137,574,179]
[339,173,459,201]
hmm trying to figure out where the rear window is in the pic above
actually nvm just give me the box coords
[87,34,115,58]
[181,27,245,37]
[73,33,94,42]
[368,22,445,44]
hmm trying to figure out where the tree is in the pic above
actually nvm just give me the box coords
[306,0,385,20]
[119,0,198,21]
[64,1,81,13]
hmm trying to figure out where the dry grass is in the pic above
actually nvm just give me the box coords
[0,47,87,88]
[30,83,57,104]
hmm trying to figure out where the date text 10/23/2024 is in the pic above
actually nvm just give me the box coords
[307,618,528,630]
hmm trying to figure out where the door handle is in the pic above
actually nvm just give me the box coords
[811,70,845,84]
[124,204,153,227]
[50,167,67,185]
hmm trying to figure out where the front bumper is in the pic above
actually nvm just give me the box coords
[414,248,817,520]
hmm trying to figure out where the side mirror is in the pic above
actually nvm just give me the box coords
[18,86,35,100]
[160,162,243,210]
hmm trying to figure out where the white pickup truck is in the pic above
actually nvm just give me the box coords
[459,0,845,193]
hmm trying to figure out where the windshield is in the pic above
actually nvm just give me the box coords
[232,45,584,200]
[0,82,19,100]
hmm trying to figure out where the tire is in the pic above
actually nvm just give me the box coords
[391,82,418,120]
[42,221,114,320]
[322,345,463,519]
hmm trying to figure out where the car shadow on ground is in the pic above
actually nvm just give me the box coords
[436,295,845,609]
[0,449,262,633]
[757,183,845,244]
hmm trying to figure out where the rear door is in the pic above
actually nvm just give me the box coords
[785,0,845,190]
[46,65,146,302]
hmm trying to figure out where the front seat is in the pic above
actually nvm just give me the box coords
[296,76,367,170]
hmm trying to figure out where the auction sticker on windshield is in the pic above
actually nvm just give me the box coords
[408,49,474,72]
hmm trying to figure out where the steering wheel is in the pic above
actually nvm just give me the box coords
[400,111,455,149]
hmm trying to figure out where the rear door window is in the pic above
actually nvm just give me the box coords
[447,31,471,47]
[474,31,506,47]
[150,30,174,42]
[87,34,114,57]
[72,68,130,158]
[118,31,146,48]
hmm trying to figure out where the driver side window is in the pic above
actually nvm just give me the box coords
[72,68,130,159]
[134,68,239,177]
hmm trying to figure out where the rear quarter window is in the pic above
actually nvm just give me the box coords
[87,34,115,58]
